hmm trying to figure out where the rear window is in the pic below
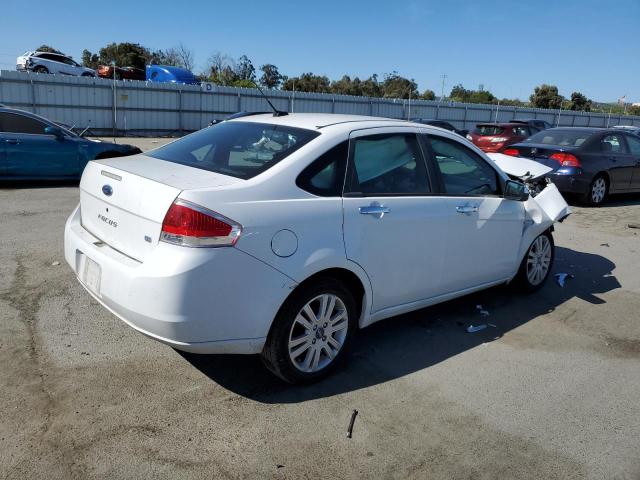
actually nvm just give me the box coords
[148,121,320,179]
[524,129,592,147]
[474,125,505,136]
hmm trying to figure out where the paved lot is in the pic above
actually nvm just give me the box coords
[1,147,639,479]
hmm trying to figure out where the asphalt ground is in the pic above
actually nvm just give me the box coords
[1,139,639,479]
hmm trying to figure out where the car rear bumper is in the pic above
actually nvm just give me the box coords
[64,205,296,354]
[547,168,591,195]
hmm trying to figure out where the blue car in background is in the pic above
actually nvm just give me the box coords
[0,107,141,179]
[146,65,200,85]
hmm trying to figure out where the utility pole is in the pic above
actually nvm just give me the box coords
[112,61,117,142]
[439,74,447,103]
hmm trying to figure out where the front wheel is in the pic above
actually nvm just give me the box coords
[261,278,357,384]
[515,231,555,292]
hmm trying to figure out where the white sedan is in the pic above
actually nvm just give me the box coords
[64,114,570,383]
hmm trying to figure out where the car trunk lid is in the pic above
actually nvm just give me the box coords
[508,143,577,170]
[79,155,242,262]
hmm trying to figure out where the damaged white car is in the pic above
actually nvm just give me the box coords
[64,114,570,383]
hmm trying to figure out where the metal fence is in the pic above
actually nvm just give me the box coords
[1,70,639,136]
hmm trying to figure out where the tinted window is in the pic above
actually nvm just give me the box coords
[512,126,530,137]
[601,134,627,154]
[626,135,640,155]
[296,141,348,196]
[429,136,499,195]
[347,133,430,195]
[148,121,319,180]
[525,129,592,147]
[0,112,47,134]
[474,125,505,136]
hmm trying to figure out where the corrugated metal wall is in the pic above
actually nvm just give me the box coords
[1,70,639,136]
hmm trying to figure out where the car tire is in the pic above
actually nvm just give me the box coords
[261,277,357,384]
[32,65,49,74]
[514,231,555,293]
[583,174,608,207]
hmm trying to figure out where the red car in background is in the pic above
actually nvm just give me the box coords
[467,123,535,153]
[97,65,146,81]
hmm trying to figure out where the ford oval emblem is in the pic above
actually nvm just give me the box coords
[102,185,113,196]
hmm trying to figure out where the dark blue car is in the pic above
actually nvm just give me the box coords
[504,127,640,206]
[146,65,200,85]
[0,107,140,179]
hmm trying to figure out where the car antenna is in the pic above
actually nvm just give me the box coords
[253,81,288,117]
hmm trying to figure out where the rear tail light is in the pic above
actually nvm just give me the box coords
[549,152,581,167]
[503,148,520,156]
[161,199,242,247]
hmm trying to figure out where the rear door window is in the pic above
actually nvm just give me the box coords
[297,141,348,196]
[148,121,319,180]
[601,134,627,154]
[345,133,430,195]
[428,136,500,196]
[625,135,640,155]
[0,112,47,134]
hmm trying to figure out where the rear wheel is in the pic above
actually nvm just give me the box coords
[32,65,49,74]
[515,231,554,292]
[261,278,357,384]
[583,174,608,206]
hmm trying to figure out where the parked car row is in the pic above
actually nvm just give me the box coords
[15,51,199,85]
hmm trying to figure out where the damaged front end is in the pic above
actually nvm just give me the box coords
[488,153,572,261]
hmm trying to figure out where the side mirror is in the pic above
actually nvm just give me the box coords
[44,126,64,138]
[504,179,530,201]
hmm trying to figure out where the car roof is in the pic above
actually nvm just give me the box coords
[227,113,423,132]
[476,122,525,127]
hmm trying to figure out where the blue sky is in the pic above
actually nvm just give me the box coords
[1,0,638,102]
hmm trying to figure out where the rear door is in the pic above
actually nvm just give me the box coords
[342,128,448,313]
[599,133,634,192]
[625,134,640,190]
[0,112,79,177]
[424,134,524,293]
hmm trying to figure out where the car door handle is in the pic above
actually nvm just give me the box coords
[456,204,479,214]
[5,139,20,145]
[359,203,390,218]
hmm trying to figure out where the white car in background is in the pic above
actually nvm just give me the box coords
[64,113,570,383]
[16,51,96,77]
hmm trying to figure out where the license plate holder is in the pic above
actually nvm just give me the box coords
[81,255,101,296]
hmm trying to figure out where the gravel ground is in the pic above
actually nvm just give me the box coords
[1,160,639,479]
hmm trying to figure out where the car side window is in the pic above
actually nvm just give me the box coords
[428,136,500,196]
[601,134,627,154]
[513,126,529,136]
[346,133,430,195]
[626,135,640,155]
[296,141,348,197]
[0,113,47,135]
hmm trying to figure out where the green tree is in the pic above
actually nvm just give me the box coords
[629,105,640,116]
[530,84,564,109]
[36,45,63,54]
[421,89,436,101]
[331,75,364,96]
[90,42,150,70]
[282,73,331,93]
[259,64,283,89]
[360,74,383,97]
[81,49,99,68]
[381,72,418,99]
[235,55,256,83]
[449,84,496,104]
[569,91,592,112]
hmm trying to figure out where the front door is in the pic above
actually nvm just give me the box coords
[425,134,524,294]
[624,134,640,190]
[0,112,79,177]
[599,133,634,192]
[342,129,447,314]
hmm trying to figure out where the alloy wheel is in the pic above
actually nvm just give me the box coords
[288,294,349,373]
[591,177,607,204]
[526,235,552,286]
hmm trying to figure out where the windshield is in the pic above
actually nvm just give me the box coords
[524,129,592,147]
[474,125,505,136]
[148,121,320,179]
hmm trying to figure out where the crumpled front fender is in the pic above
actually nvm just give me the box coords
[517,183,571,263]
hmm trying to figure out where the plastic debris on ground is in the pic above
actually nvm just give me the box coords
[467,324,488,333]
[51,261,60,266]
[476,304,490,316]
[627,223,640,229]
[347,410,358,439]
[555,272,575,287]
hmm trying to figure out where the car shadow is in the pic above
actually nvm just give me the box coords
[565,192,640,208]
[0,179,79,189]
[179,246,620,403]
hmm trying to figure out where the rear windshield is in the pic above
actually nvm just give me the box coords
[474,125,505,136]
[148,121,320,179]
[523,129,592,147]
